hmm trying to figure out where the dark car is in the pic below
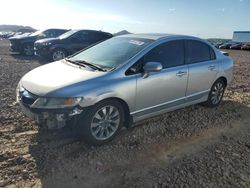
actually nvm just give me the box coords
[9,29,68,56]
[214,43,223,48]
[241,43,250,50]
[219,42,235,49]
[210,42,223,49]
[34,29,113,61]
[230,43,243,50]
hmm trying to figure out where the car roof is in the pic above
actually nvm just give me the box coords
[117,33,201,41]
[71,29,112,35]
[45,28,68,31]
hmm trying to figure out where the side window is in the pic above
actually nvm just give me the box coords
[125,58,144,75]
[45,30,56,38]
[41,30,49,37]
[87,32,108,41]
[55,30,66,37]
[186,40,212,64]
[209,47,216,60]
[75,31,89,41]
[88,32,100,40]
[144,40,185,69]
[125,40,185,75]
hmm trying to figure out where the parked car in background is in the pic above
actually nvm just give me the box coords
[34,29,113,61]
[0,32,15,38]
[9,29,68,55]
[241,43,250,50]
[17,34,233,145]
[213,43,223,49]
[219,42,235,49]
[230,43,243,50]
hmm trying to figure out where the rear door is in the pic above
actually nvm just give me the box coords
[134,40,188,115]
[185,40,218,100]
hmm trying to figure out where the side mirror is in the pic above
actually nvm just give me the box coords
[142,62,162,78]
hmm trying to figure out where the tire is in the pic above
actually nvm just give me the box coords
[22,44,34,56]
[75,100,125,145]
[204,79,226,108]
[51,48,67,61]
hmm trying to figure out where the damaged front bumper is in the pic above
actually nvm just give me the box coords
[16,86,84,129]
[18,101,83,129]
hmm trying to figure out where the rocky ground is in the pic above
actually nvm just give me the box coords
[0,38,249,188]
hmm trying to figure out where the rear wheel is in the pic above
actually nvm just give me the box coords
[52,49,67,61]
[76,100,125,145]
[204,79,226,107]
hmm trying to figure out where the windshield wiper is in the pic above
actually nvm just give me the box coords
[65,58,107,72]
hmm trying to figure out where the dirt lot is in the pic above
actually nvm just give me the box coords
[0,38,250,188]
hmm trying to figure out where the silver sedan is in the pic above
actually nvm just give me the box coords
[17,34,233,145]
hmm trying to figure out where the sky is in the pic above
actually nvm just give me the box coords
[0,0,249,38]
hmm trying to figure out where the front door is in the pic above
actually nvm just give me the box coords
[134,40,188,116]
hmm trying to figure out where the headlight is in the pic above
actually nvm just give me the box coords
[31,97,83,109]
[42,42,52,46]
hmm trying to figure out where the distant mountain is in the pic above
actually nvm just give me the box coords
[113,30,131,36]
[0,25,36,32]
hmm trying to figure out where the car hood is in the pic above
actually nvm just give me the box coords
[20,60,105,96]
[35,38,59,44]
[9,35,36,40]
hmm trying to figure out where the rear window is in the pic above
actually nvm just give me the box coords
[186,40,215,64]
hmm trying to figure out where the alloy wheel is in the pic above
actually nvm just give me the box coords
[23,45,33,56]
[211,82,224,104]
[52,50,65,61]
[90,105,120,141]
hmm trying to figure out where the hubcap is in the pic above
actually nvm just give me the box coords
[24,45,33,56]
[53,50,65,61]
[211,82,224,104]
[91,105,120,140]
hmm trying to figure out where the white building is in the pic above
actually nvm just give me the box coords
[232,31,250,43]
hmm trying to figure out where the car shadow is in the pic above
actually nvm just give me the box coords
[28,100,250,187]
[10,53,50,65]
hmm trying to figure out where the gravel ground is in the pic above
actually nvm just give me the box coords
[0,38,250,188]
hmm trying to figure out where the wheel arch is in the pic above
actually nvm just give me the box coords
[94,97,133,128]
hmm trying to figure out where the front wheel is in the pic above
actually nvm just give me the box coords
[75,100,125,145]
[22,44,34,56]
[51,49,67,61]
[204,79,226,107]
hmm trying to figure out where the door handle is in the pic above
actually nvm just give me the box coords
[176,71,187,77]
[208,65,215,71]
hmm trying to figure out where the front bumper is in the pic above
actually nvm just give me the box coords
[17,89,83,129]
[9,42,22,52]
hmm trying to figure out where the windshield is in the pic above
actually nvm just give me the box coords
[69,37,153,68]
[30,30,44,36]
[59,30,78,39]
